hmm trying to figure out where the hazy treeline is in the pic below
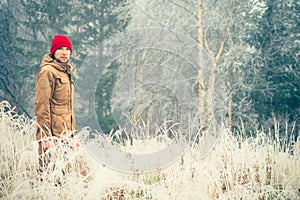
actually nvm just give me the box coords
[0,0,299,137]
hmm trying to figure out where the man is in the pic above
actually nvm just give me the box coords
[34,35,77,166]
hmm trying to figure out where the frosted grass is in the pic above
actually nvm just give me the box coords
[0,101,299,199]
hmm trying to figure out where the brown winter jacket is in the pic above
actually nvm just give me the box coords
[35,54,76,141]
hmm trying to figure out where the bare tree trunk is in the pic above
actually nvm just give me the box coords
[227,0,233,131]
[197,0,227,135]
[197,0,206,130]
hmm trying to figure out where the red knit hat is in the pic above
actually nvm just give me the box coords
[50,35,72,55]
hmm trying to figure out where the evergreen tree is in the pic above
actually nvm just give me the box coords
[250,0,300,129]
[0,0,34,117]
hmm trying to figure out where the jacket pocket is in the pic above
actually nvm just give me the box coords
[50,106,71,136]
[51,105,70,115]
[52,77,70,104]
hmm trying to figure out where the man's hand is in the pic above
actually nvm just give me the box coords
[42,140,55,151]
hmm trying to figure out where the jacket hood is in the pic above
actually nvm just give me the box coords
[40,54,72,72]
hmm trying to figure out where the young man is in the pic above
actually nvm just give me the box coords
[34,35,77,166]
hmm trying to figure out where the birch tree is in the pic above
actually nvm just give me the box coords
[114,0,236,136]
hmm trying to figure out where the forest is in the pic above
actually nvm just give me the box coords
[0,0,299,137]
[0,0,299,199]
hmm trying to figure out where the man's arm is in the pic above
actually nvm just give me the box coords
[34,67,54,138]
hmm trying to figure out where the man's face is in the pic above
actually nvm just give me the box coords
[54,47,71,63]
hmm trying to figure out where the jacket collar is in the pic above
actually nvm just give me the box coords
[40,54,72,72]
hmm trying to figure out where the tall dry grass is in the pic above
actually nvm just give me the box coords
[0,100,299,199]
